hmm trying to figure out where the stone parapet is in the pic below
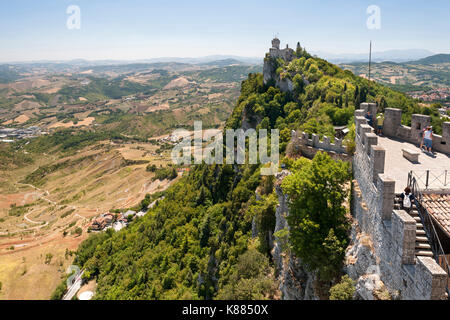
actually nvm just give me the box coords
[383,108,450,154]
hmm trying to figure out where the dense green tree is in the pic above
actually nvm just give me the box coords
[329,275,355,300]
[282,152,351,281]
[216,249,276,300]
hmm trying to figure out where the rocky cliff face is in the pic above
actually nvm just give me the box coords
[263,57,276,86]
[344,217,393,300]
[263,57,294,94]
[270,171,320,300]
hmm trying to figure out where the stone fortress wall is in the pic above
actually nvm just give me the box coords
[351,105,447,299]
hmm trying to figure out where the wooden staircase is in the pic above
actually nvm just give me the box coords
[394,195,434,258]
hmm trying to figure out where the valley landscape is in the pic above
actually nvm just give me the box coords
[0,60,260,299]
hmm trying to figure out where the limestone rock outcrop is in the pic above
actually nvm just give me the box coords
[270,170,320,300]
[344,219,392,300]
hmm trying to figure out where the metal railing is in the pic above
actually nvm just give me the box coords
[408,171,450,296]
[411,170,449,190]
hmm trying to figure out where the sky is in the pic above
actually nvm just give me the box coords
[0,0,449,62]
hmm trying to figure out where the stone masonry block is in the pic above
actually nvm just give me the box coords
[367,103,378,116]
[359,124,372,148]
[355,116,368,135]
[364,132,378,155]
[442,122,450,140]
[355,109,365,117]
[378,174,395,220]
[416,256,447,300]
[291,130,297,140]
[370,146,385,182]
[383,108,402,137]
[360,102,369,111]
[312,134,319,146]
[392,210,416,265]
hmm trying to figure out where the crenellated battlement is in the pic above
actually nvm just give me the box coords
[291,130,347,155]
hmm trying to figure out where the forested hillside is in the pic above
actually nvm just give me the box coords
[58,47,446,300]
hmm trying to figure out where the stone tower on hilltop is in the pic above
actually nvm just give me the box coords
[272,37,280,49]
[268,37,295,62]
[263,38,297,91]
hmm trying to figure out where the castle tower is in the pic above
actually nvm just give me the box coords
[272,37,280,50]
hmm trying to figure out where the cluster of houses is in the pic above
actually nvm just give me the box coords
[409,88,450,102]
[89,197,164,232]
[0,126,44,143]
[89,209,149,232]
[157,131,191,144]
[156,129,222,145]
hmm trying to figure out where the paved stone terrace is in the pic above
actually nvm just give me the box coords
[377,136,450,193]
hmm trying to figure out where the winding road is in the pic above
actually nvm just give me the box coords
[0,183,87,236]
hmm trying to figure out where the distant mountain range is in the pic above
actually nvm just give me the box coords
[197,58,250,67]
[2,51,449,69]
[313,49,436,64]
[1,56,261,67]
[141,55,261,65]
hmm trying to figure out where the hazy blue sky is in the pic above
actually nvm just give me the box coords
[0,0,448,62]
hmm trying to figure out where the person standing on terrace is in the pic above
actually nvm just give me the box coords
[422,126,433,153]
[419,127,426,150]
[376,113,384,136]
